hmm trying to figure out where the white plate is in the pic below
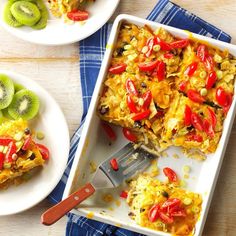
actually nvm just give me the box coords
[0,0,120,45]
[0,70,70,215]
[62,15,236,236]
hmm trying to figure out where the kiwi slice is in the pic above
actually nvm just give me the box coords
[0,74,14,110]
[10,1,41,26]
[8,89,39,120]
[3,2,23,27]
[2,108,13,120]
[31,0,48,30]
[14,83,25,92]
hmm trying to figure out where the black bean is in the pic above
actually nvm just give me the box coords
[116,47,125,56]
[161,191,169,198]
[17,149,27,156]
[29,153,36,160]
[204,101,221,109]
[24,128,30,135]
[187,125,194,131]
[99,106,109,115]
[141,82,147,88]
[134,121,142,128]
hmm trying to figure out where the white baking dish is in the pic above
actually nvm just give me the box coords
[63,14,236,236]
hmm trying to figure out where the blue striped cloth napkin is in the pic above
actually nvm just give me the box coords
[48,0,231,235]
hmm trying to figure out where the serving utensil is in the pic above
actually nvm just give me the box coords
[41,142,157,226]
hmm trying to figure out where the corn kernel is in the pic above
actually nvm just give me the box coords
[183,197,192,205]
[216,70,223,79]
[153,45,161,52]
[214,54,223,63]
[199,71,207,79]
[200,88,207,96]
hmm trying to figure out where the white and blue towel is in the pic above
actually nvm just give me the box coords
[48,0,231,235]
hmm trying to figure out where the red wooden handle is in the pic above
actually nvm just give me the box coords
[41,182,95,226]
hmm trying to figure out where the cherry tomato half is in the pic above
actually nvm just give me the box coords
[126,79,138,96]
[197,44,207,62]
[109,63,127,74]
[122,128,137,142]
[5,141,16,163]
[179,80,188,92]
[170,209,186,217]
[216,87,230,107]
[36,143,50,160]
[191,113,204,131]
[163,53,174,59]
[0,152,4,170]
[163,167,178,182]
[170,39,189,49]
[148,204,160,222]
[120,191,128,199]
[142,90,152,110]
[22,136,32,151]
[101,122,117,141]
[161,198,181,210]
[0,138,14,146]
[184,62,198,77]
[156,61,166,81]
[206,71,217,89]
[138,60,159,72]
[110,158,119,171]
[126,95,138,113]
[132,110,150,121]
[159,212,174,224]
[184,105,192,126]
[207,107,217,128]
[187,89,205,103]
[204,55,214,71]
[203,119,215,138]
[67,10,89,21]
[186,132,203,142]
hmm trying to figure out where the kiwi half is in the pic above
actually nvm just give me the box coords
[8,89,39,120]
[10,1,41,26]
[0,74,14,110]
[3,2,23,27]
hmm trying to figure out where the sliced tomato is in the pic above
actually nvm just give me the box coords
[109,63,127,74]
[184,105,192,126]
[0,152,4,170]
[138,60,159,72]
[191,113,204,131]
[142,90,152,110]
[159,212,174,224]
[132,110,150,121]
[122,128,137,142]
[120,191,128,199]
[186,132,203,142]
[148,204,160,222]
[187,89,205,103]
[179,80,188,92]
[163,167,178,182]
[170,39,189,49]
[126,79,138,95]
[216,87,230,107]
[126,95,138,113]
[163,52,174,59]
[67,10,89,21]
[101,122,117,141]
[161,198,181,211]
[36,143,50,160]
[156,61,166,81]
[197,44,207,62]
[110,158,119,171]
[207,107,217,128]
[203,119,215,138]
[206,71,217,89]
[5,141,16,163]
[184,62,198,77]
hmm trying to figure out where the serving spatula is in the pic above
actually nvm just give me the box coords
[41,142,157,226]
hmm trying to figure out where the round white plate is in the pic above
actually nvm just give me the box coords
[0,0,120,45]
[0,70,70,215]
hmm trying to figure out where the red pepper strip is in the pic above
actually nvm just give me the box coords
[184,105,192,126]
[126,79,138,96]
[142,90,152,110]
[216,87,230,107]
[197,44,207,62]
[156,61,166,81]
[101,122,117,141]
[138,60,159,72]
[207,107,217,128]
[22,136,32,151]
[148,204,161,222]
[67,10,89,21]
[186,132,203,142]
[161,198,181,211]
[145,37,155,57]
[206,71,217,89]
[132,110,150,121]
[191,112,204,131]
[122,128,137,142]
[163,167,178,182]
[187,89,205,103]
[5,141,16,163]
[36,143,50,160]
[109,63,127,74]
[204,55,214,71]
[120,191,128,199]
[126,95,138,113]
[0,152,4,170]
[179,80,188,92]
[163,52,174,59]
[184,62,198,77]
[110,158,119,171]
[170,39,189,49]
[203,119,215,138]
[0,138,14,146]
[159,212,174,224]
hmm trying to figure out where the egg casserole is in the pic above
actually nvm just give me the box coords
[0,119,45,189]
[127,175,202,235]
[98,23,236,155]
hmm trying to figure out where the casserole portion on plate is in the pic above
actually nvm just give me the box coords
[97,22,236,155]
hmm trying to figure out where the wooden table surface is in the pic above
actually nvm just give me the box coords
[0,0,236,235]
